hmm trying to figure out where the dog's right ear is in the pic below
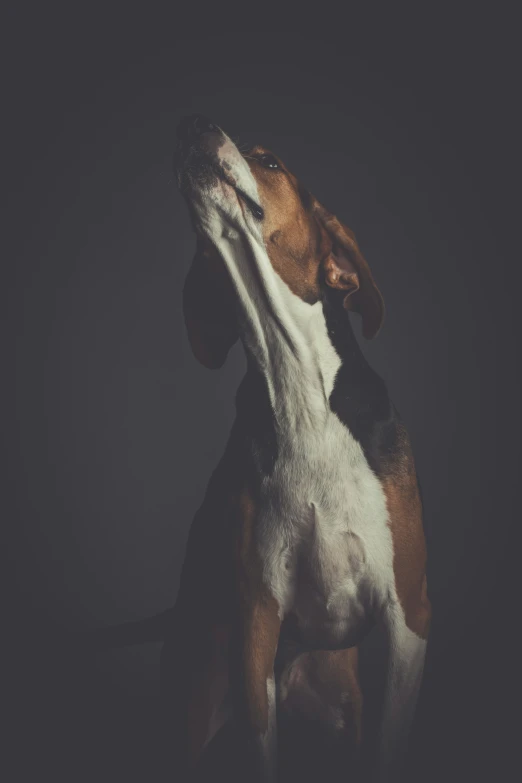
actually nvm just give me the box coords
[183,247,239,369]
[313,200,385,340]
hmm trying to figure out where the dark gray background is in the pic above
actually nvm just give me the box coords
[5,6,520,782]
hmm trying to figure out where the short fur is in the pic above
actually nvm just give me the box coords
[164,115,431,782]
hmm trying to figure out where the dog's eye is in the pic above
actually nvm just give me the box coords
[257,154,280,169]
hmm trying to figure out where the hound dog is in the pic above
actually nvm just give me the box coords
[164,114,431,782]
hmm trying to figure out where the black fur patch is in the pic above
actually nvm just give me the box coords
[321,288,405,479]
[235,361,279,477]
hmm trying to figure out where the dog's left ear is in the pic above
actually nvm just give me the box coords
[314,201,385,339]
[183,247,239,369]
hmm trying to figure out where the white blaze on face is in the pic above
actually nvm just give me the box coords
[190,129,261,235]
[216,135,260,207]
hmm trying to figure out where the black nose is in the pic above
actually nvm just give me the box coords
[176,114,218,143]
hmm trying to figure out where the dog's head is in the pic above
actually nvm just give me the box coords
[175,115,384,369]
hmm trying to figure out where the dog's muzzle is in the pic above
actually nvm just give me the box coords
[175,115,264,221]
[174,114,223,186]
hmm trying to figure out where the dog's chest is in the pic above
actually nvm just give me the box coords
[256,412,394,647]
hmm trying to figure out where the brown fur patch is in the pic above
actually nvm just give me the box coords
[244,148,384,339]
[246,148,325,304]
[236,488,281,734]
[309,648,363,745]
[382,467,431,639]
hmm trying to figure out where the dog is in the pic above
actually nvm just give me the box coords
[163,114,431,783]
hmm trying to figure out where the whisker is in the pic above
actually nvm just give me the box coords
[235,138,253,155]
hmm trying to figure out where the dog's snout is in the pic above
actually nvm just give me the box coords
[177,114,218,144]
[175,115,263,221]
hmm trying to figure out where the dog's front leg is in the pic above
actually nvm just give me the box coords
[376,597,430,782]
[238,590,281,782]
[235,491,282,782]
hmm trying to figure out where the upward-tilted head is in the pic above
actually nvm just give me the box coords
[175,114,384,371]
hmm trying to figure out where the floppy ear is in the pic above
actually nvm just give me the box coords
[314,201,385,339]
[183,248,239,369]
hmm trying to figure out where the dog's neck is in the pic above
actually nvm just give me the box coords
[238,268,370,436]
[219,231,378,437]
[245,292,341,434]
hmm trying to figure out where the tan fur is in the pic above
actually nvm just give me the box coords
[382,446,431,639]
[246,146,384,334]
[247,147,323,303]
[236,489,281,734]
[307,648,363,745]
[311,200,385,338]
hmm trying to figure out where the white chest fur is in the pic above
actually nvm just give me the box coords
[256,409,395,648]
[211,228,397,646]
[227,271,398,647]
